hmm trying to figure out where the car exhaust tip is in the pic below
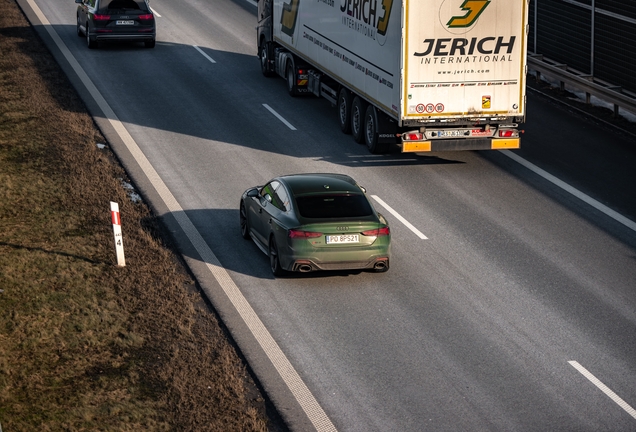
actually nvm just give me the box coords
[298,264,313,272]
[373,260,389,271]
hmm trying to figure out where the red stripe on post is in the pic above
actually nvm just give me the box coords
[111,211,120,225]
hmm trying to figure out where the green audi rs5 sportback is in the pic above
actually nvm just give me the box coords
[240,173,391,276]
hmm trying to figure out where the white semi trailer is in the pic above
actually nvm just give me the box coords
[257,0,528,154]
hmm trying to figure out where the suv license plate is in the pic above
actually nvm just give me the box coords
[326,235,359,244]
[116,20,135,25]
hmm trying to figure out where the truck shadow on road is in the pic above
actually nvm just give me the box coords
[32,26,466,167]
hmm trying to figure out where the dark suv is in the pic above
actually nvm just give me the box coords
[76,0,156,49]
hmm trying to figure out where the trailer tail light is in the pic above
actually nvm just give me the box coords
[362,227,390,237]
[289,230,322,239]
[93,14,110,20]
[498,129,517,138]
[403,132,424,141]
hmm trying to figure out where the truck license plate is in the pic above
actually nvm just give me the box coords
[437,130,463,138]
[116,20,135,25]
[326,234,359,244]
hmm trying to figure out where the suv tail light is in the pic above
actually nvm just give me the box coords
[138,14,154,20]
[93,14,110,20]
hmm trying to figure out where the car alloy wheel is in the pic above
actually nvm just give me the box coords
[240,202,250,240]
[269,237,284,276]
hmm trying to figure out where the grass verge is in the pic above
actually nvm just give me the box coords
[0,0,279,430]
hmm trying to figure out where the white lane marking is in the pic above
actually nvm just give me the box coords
[193,45,216,64]
[25,1,336,430]
[502,150,636,233]
[568,361,636,420]
[150,7,161,17]
[371,195,428,239]
[263,104,297,130]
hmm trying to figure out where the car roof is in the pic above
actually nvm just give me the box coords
[278,173,361,196]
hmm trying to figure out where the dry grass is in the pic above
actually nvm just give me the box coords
[0,0,279,430]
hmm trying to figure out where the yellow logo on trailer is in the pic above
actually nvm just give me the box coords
[447,0,491,28]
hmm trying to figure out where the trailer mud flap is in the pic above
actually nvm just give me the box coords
[402,138,520,152]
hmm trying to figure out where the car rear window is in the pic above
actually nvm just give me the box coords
[101,0,149,11]
[295,194,373,218]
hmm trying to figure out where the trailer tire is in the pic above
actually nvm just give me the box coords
[337,88,352,134]
[351,96,367,144]
[364,105,389,154]
[259,41,274,77]
[286,62,297,97]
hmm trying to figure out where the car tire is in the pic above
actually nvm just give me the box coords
[86,24,97,49]
[259,41,274,77]
[337,87,352,134]
[364,104,389,154]
[269,237,285,277]
[145,39,156,48]
[240,201,251,240]
[351,96,367,144]
[286,62,297,97]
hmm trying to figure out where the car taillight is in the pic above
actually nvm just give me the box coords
[289,230,322,239]
[93,14,110,20]
[362,227,390,236]
[499,129,515,137]
[138,14,154,20]
[403,133,423,141]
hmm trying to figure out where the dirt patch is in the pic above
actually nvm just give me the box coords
[0,0,285,430]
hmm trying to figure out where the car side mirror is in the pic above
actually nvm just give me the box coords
[75,0,82,3]
[246,188,259,198]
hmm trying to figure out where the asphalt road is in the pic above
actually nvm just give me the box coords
[19,0,636,430]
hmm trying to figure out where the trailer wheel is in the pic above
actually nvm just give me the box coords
[259,41,274,77]
[286,62,297,97]
[364,105,389,154]
[351,96,367,144]
[337,88,352,134]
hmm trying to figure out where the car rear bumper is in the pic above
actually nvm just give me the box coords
[94,33,155,41]
[290,256,389,272]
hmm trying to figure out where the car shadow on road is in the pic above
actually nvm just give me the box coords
[162,208,392,281]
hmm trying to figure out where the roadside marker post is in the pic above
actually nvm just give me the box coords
[110,201,126,267]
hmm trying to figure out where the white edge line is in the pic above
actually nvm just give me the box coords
[149,6,161,17]
[501,150,636,233]
[371,195,428,240]
[193,45,216,64]
[262,104,297,130]
[24,1,336,430]
[568,361,636,420]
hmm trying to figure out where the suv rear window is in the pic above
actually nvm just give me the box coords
[100,0,149,11]
[295,194,373,219]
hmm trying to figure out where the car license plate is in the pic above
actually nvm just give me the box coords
[116,20,135,25]
[326,234,359,244]
[437,130,463,138]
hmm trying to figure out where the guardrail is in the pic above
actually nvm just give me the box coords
[527,53,636,118]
